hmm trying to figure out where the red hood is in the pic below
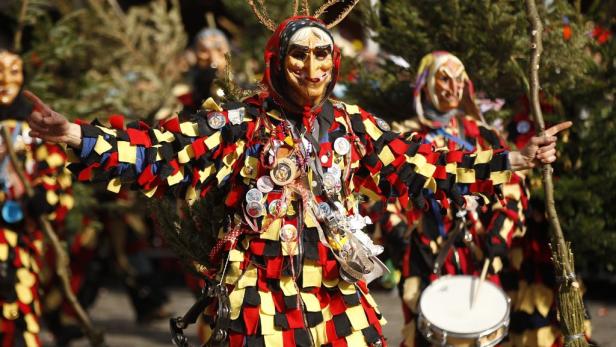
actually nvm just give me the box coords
[261,16,341,114]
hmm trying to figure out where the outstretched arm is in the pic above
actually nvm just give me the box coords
[24,91,248,201]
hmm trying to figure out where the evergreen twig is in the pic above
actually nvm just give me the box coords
[525,1,589,346]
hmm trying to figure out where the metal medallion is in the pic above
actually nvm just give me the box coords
[320,154,329,164]
[279,224,298,242]
[227,108,245,125]
[322,172,340,194]
[333,137,351,155]
[328,164,341,178]
[246,201,264,218]
[268,199,288,217]
[207,112,226,130]
[256,176,275,193]
[246,188,263,203]
[270,158,298,186]
[317,202,332,220]
[375,117,391,132]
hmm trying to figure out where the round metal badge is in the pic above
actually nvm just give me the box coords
[317,202,332,220]
[207,112,226,130]
[270,158,298,186]
[246,201,265,218]
[375,117,391,132]
[268,199,288,217]
[320,154,330,165]
[256,176,275,193]
[333,137,351,155]
[279,224,298,242]
[322,172,341,194]
[246,188,263,203]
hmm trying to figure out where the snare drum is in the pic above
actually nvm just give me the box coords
[417,275,510,347]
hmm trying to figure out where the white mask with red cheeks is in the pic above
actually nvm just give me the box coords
[284,27,334,108]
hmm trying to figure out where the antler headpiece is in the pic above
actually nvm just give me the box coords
[247,0,360,31]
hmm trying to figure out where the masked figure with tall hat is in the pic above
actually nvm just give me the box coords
[24,5,561,345]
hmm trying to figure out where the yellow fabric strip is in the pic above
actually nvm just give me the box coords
[228,249,244,262]
[491,170,512,185]
[204,132,222,149]
[343,103,360,115]
[143,186,158,198]
[0,244,8,262]
[280,276,299,296]
[179,122,199,137]
[300,292,321,312]
[153,129,175,143]
[117,141,137,163]
[260,314,276,336]
[107,177,122,193]
[237,265,258,289]
[3,230,17,247]
[202,97,223,112]
[167,168,184,186]
[475,150,493,164]
[177,145,195,164]
[199,164,216,183]
[215,165,232,185]
[259,291,276,315]
[456,168,476,184]
[302,260,323,288]
[96,125,117,136]
[264,331,284,346]
[345,330,369,346]
[261,219,281,241]
[378,146,395,166]
[363,118,383,140]
[229,288,245,320]
[94,135,112,154]
[338,281,356,295]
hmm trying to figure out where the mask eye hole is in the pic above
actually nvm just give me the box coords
[314,46,332,60]
[288,45,309,61]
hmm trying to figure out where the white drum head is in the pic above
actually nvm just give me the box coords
[419,275,509,335]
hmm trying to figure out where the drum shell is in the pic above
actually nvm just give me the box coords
[417,275,511,347]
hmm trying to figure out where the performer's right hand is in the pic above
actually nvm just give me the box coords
[24,90,82,148]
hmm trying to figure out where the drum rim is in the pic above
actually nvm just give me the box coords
[417,275,511,340]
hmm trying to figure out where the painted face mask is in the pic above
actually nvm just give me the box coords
[413,51,483,127]
[262,17,341,113]
[283,27,334,107]
[0,51,23,106]
[194,29,230,70]
[431,58,465,112]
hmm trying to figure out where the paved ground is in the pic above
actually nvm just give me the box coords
[42,287,615,347]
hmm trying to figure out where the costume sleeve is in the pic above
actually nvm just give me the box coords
[29,143,74,225]
[67,100,253,202]
[349,107,511,208]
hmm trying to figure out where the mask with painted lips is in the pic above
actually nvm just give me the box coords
[431,59,465,112]
[284,31,333,108]
[0,51,23,106]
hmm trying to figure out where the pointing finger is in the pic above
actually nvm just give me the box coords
[544,121,572,137]
[23,90,48,112]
